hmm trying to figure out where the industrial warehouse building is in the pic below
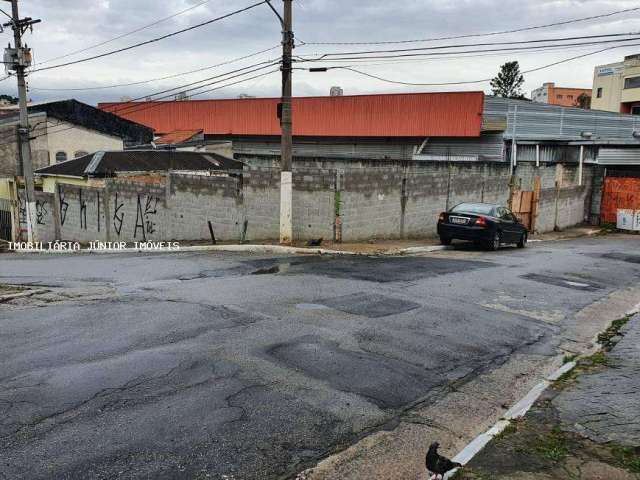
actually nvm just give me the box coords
[8,92,638,245]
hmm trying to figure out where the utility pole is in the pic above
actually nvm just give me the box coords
[3,0,39,243]
[279,0,293,244]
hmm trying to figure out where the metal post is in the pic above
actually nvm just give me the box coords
[279,0,293,244]
[5,0,38,243]
[578,145,584,186]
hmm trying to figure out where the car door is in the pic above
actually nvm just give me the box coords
[497,208,519,243]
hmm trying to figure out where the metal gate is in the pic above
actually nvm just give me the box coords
[0,198,12,242]
[601,176,640,224]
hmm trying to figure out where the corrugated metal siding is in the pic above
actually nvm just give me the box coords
[597,148,640,165]
[415,132,505,161]
[516,145,597,163]
[233,137,416,159]
[99,92,485,138]
[485,96,640,140]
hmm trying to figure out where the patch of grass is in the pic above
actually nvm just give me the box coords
[584,351,608,367]
[532,427,569,462]
[494,419,524,441]
[611,445,640,473]
[597,316,630,350]
[597,223,617,235]
[562,353,578,364]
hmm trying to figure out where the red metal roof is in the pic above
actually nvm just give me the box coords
[99,92,485,138]
[155,129,203,145]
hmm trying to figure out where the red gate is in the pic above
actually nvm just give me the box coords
[601,177,640,224]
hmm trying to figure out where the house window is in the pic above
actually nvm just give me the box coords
[624,76,640,89]
[567,95,574,100]
[74,150,89,158]
[557,95,563,99]
[55,151,67,163]
[631,105,640,115]
[597,87,603,98]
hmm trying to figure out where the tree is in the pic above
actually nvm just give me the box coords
[0,94,18,105]
[574,92,591,109]
[490,61,526,99]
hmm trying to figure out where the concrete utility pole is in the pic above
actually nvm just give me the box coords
[279,0,293,244]
[3,0,39,243]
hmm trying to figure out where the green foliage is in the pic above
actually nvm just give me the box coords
[597,316,630,350]
[533,427,569,462]
[611,445,640,473]
[490,61,526,99]
[0,94,18,105]
[574,93,591,109]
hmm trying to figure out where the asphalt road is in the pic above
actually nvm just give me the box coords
[1,236,639,480]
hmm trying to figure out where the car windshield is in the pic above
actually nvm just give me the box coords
[450,203,495,215]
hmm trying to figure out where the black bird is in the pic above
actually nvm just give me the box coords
[307,238,323,247]
[426,442,462,479]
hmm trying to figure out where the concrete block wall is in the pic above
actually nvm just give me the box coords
[243,167,280,240]
[169,174,243,241]
[20,159,600,244]
[57,185,110,243]
[17,190,56,242]
[340,169,405,240]
[292,169,335,241]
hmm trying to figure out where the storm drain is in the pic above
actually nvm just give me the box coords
[319,292,421,318]
[521,273,602,291]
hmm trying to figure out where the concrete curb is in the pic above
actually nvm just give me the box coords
[4,244,357,256]
[443,303,640,479]
[442,360,577,479]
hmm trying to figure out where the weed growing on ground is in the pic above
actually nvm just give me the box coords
[597,316,630,350]
[532,427,569,462]
[610,445,640,473]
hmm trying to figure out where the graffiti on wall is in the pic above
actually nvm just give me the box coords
[134,194,159,241]
[113,192,124,236]
[58,185,69,226]
[36,200,48,225]
[79,189,87,230]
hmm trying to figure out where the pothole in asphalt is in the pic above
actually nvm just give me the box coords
[521,273,603,291]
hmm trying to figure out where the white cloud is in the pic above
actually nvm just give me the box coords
[0,0,638,104]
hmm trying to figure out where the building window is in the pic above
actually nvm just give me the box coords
[567,95,574,100]
[596,87,603,98]
[624,76,640,89]
[631,106,640,115]
[557,95,563,99]
[74,150,89,158]
[55,151,67,163]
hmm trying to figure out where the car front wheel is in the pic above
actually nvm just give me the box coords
[517,232,528,248]
[440,236,452,246]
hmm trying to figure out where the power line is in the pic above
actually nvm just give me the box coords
[100,61,281,117]
[29,1,267,73]
[319,43,639,87]
[29,45,280,91]
[37,0,214,65]
[293,36,640,63]
[296,32,640,60]
[299,6,640,46]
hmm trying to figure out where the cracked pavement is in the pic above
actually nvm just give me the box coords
[0,235,639,479]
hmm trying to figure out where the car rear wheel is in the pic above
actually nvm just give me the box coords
[440,236,452,246]
[487,232,501,251]
[517,232,528,248]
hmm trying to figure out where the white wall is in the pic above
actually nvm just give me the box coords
[46,119,124,164]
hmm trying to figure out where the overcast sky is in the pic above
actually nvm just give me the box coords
[2,0,640,105]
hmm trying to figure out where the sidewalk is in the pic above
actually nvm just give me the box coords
[294,225,603,255]
[454,314,640,480]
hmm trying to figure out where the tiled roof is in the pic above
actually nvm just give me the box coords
[155,129,203,145]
